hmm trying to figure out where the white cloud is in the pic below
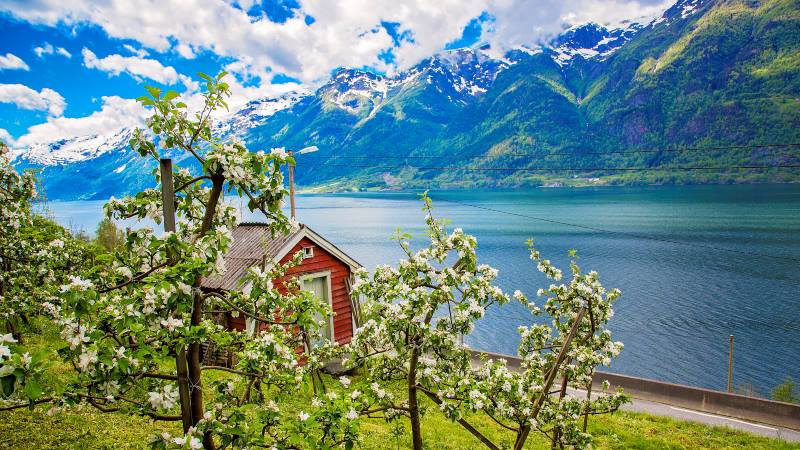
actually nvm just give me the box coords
[0,84,66,116]
[122,44,149,58]
[0,0,672,85]
[15,96,147,146]
[0,128,15,146]
[0,0,483,84]
[175,43,196,59]
[0,53,30,71]
[34,42,72,58]
[481,0,672,52]
[82,48,197,91]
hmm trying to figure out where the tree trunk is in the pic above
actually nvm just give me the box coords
[175,345,193,433]
[513,426,530,450]
[6,319,21,345]
[408,347,423,450]
[191,174,224,449]
[551,373,570,450]
[583,372,593,432]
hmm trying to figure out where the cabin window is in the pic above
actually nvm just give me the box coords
[300,271,332,346]
[302,246,315,259]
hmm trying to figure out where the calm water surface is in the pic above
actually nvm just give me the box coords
[42,185,800,394]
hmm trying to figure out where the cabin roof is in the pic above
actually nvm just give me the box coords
[201,222,361,291]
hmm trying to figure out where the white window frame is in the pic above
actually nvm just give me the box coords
[241,281,258,336]
[302,246,315,259]
[299,270,334,343]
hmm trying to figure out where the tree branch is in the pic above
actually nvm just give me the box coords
[420,388,501,450]
[0,397,53,411]
[98,262,168,293]
[201,365,262,378]
[203,291,300,326]
[175,176,212,193]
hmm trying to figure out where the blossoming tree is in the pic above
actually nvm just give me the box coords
[343,196,627,449]
[0,142,94,406]
[0,75,354,449]
[0,142,91,341]
[343,194,511,449]
[433,243,628,450]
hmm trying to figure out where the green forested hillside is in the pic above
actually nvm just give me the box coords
[246,0,800,191]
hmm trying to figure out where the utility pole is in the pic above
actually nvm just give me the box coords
[288,150,296,219]
[727,334,734,393]
[159,158,193,432]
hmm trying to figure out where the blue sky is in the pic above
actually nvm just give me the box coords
[0,14,232,137]
[0,0,669,147]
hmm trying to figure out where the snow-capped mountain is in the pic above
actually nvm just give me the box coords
[652,0,706,27]
[14,92,307,167]
[318,46,510,117]
[402,47,510,101]
[17,127,137,166]
[8,19,659,171]
[318,69,388,114]
[213,91,308,137]
[548,22,643,66]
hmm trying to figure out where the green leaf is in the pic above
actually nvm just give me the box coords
[145,85,161,99]
[163,90,180,102]
[0,375,15,397]
[24,378,43,400]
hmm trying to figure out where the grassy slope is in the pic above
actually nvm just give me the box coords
[1,322,797,449]
[3,397,797,450]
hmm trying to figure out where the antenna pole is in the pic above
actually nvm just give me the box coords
[288,150,296,219]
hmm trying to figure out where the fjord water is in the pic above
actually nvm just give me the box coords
[44,185,800,394]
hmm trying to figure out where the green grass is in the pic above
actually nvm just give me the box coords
[3,388,796,449]
[1,321,797,449]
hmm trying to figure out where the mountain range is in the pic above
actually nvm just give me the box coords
[13,0,800,200]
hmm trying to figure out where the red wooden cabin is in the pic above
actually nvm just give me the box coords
[201,222,362,345]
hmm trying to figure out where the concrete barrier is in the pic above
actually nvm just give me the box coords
[593,370,800,431]
[470,350,800,431]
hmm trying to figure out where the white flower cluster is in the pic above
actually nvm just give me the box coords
[148,384,179,411]
[60,275,93,292]
[0,333,16,363]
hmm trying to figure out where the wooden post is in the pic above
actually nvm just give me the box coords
[159,158,193,433]
[288,150,296,219]
[727,334,734,393]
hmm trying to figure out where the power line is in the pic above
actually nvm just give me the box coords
[303,162,800,172]
[295,142,800,160]
[432,197,800,263]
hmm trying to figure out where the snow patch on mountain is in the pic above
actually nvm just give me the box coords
[319,47,509,116]
[213,91,307,137]
[651,0,706,27]
[548,22,643,66]
[16,128,136,166]
[319,70,388,114]
[15,91,307,167]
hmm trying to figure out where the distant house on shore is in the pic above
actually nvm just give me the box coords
[200,222,362,346]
